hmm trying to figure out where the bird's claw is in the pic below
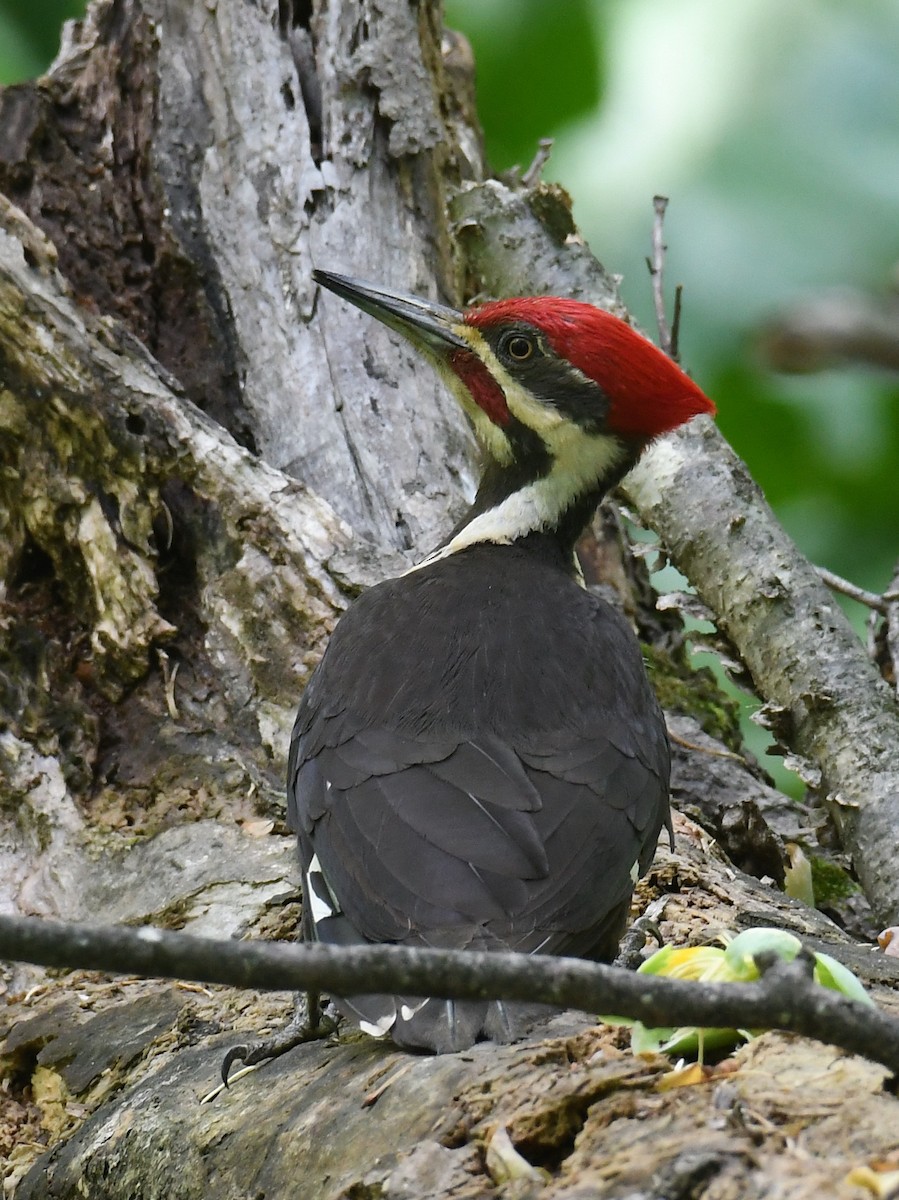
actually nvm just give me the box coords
[221,1013,339,1087]
[614,912,666,971]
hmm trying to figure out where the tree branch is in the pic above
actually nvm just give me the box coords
[1,914,897,1077]
[816,565,898,615]
[757,289,899,374]
[647,194,679,360]
[624,427,899,926]
[451,180,899,926]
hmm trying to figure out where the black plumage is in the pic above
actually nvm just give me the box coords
[288,539,670,1052]
[209,273,714,1083]
[272,268,714,1059]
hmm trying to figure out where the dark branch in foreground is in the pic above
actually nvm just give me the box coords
[2,914,898,1077]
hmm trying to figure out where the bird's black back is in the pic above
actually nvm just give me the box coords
[288,540,670,1051]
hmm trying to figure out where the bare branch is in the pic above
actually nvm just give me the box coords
[647,195,678,360]
[816,565,893,615]
[1,915,898,1077]
[757,290,899,374]
[671,283,684,361]
[521,138,554,188]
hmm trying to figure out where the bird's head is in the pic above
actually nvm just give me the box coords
[313,269,715,555]
[313,269,713,453]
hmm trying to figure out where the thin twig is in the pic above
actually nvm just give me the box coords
[671,283,683,361]
[1,914,898,1077]
[647,195,676,359]
[866,606,880,660]
[816,565,892,615]
[667,728,744,762]
[886,559,899,699]
[156,648,181,720]
[521,138,554,188]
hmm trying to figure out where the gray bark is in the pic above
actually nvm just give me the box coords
[142,0,478,549]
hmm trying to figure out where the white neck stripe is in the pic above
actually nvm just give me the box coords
[407,427,625,575]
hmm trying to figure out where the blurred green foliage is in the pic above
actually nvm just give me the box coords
[442,0,602,173]
[0,0,82,83]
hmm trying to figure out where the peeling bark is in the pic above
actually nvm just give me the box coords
[0,0,478,549]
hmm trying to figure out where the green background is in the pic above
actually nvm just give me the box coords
[4,1,898,789]
[0,0,82,80]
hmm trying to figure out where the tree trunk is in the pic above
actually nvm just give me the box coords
[2,1,899,1196]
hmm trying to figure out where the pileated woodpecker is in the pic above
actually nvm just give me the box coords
[290,270,715,1053]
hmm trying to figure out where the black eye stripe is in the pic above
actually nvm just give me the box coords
[482,323,610,433]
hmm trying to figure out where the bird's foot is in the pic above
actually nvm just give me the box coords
[614,897,668,970]
[220,993,339,1087]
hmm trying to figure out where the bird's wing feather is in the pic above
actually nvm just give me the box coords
[287,547,670,975]
[291,720,665,954]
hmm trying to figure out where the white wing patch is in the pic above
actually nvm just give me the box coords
[306,853,341,927]
[400,999,430,1022]
[359,1013,397,1038]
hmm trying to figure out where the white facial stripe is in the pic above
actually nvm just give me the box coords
[446,329,566,462]
[407,424,624,573]
[472,341,569,438]
[444,326,607,466]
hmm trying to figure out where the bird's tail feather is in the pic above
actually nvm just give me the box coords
[336,991,555,1053]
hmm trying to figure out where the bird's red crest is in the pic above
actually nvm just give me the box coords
[465,297,715,438]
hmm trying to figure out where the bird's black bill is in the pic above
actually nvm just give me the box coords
[313,269,469,354]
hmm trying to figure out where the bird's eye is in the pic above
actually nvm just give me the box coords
[504,334,535,362]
